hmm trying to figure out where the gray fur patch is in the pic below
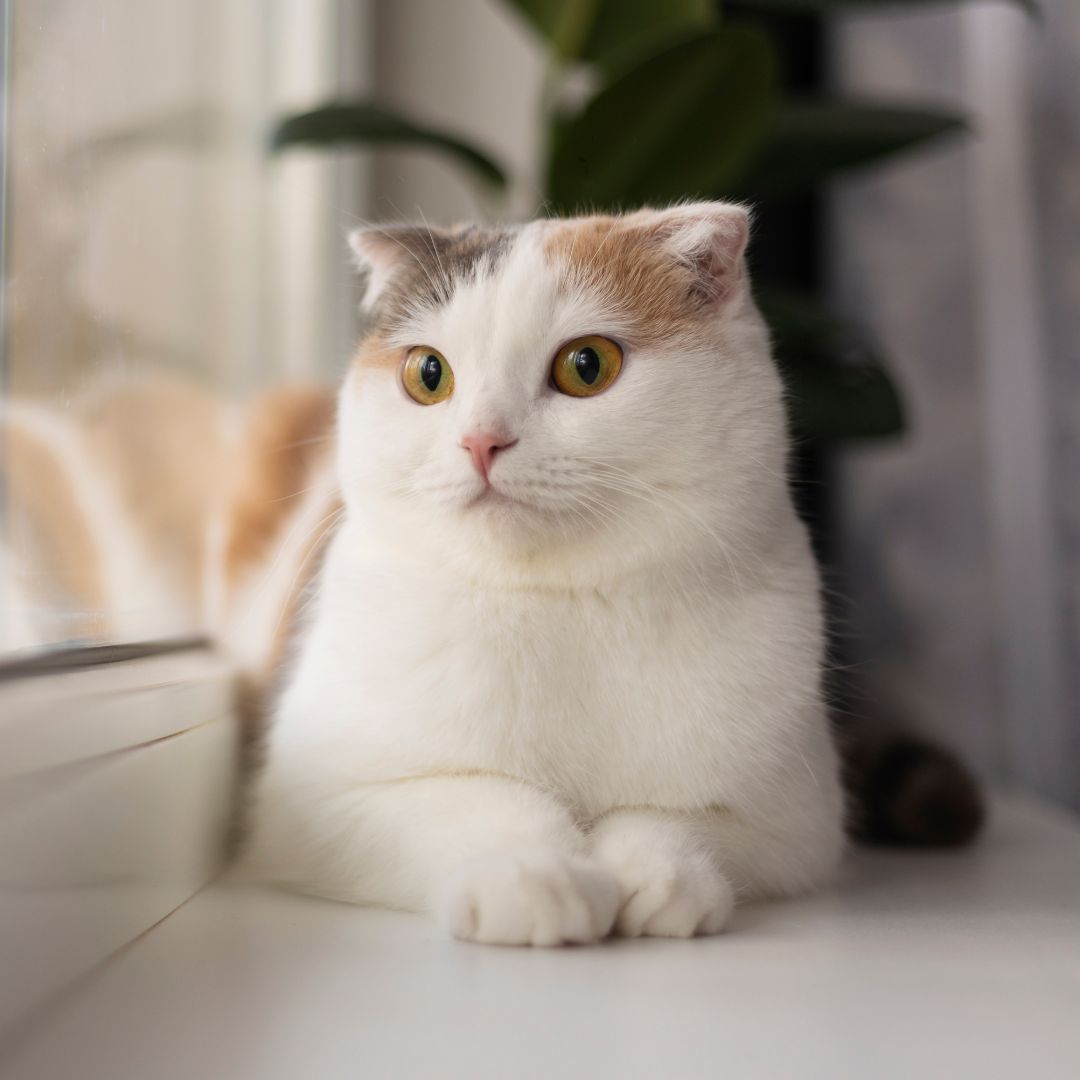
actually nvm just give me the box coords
[365,224,513,331]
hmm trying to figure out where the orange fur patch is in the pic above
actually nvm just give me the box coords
[221,384,338,590]
[543,216,723,348]
[352,335,403,371]
[2,412,108,638]
[81,376,228,617]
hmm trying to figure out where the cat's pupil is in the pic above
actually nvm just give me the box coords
[575,346,600,385]
[420,355,442,392]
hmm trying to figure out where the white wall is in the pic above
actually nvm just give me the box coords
[369,0,545,224]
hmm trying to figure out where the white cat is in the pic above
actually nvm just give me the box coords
[241,201,845,945]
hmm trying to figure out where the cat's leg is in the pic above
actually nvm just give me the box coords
[245,772,619,947]
[688,798,846,903]
[590,799,844,938]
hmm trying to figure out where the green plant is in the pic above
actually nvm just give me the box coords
[270,0,1031,444]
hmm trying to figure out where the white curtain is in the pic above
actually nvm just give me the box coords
[831,1,1079,810]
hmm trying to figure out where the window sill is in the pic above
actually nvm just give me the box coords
[3,796,1080,1078]
[0,645,239,1037]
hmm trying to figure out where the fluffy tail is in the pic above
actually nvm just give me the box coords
[838,722,985,847]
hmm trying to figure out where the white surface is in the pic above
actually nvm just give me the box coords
[0,650,235,779]
[0,651,238,1033]
[3,796,1078,1080]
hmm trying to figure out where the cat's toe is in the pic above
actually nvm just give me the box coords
[440,850,619,947]
[612,853,734,939]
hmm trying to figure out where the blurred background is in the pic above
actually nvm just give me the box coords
[0,0,1076,811]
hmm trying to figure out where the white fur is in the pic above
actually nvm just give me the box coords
[242,204,845,945]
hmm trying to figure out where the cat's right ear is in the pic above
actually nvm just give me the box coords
[348,226,416,308]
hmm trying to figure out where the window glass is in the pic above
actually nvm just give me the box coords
[0,0,365,655]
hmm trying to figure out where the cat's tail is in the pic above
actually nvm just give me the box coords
[838,722,985,847]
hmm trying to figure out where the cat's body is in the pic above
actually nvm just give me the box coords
[241,203,845,943]
[249,505,842,923]
[1,202,983,948]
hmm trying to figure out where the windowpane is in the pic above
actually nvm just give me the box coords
[0,0,366,655]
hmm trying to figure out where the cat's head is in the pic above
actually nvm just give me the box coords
[338,202,790,584]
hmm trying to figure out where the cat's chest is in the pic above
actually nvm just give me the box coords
[348,572,660,708]
[354,565,679,676]
[308,561,761,797]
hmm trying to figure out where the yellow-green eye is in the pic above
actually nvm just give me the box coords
[551,335,623,398]
[402,346,454,405]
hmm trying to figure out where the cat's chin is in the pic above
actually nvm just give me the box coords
[458,486,554,542]
[451,487,595,561]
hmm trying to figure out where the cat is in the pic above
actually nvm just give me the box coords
[0,203,983,947]
[238,201,848,945]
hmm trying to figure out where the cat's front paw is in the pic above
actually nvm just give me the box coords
[440,850,619,947]
[613,853,734,938]
[593,818,735,938]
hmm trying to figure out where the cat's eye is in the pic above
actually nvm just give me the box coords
[402,346,455,405]
[551,335,623,398]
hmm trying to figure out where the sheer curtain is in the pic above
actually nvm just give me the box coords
[831,0,1079,810]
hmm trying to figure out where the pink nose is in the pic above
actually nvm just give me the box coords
[460,432,517,481]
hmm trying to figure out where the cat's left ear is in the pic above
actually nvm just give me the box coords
[636,202,751,305]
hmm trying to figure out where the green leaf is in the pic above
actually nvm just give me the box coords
[503,0,715,69]
[730,0,1037,15]
[270,102,508,188]
[732,101,965,198]
[547,27,776,213]
[510,0,602,62]
[757,290,905,442]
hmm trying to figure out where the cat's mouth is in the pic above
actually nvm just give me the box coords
[467,484,532,512]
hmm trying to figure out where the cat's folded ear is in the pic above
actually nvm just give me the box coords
[347,225,448,308]
[631,201,751,305]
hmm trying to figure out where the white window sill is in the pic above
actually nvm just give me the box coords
[3,796,1079,1079]
[0,646,239,1038]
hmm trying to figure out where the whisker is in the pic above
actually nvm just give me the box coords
[361,216,443,303]
[266,505,346,650]
[575,458,759,600]
[246,491,343,605]
[277,433,336,452]
[416,205,449,299]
